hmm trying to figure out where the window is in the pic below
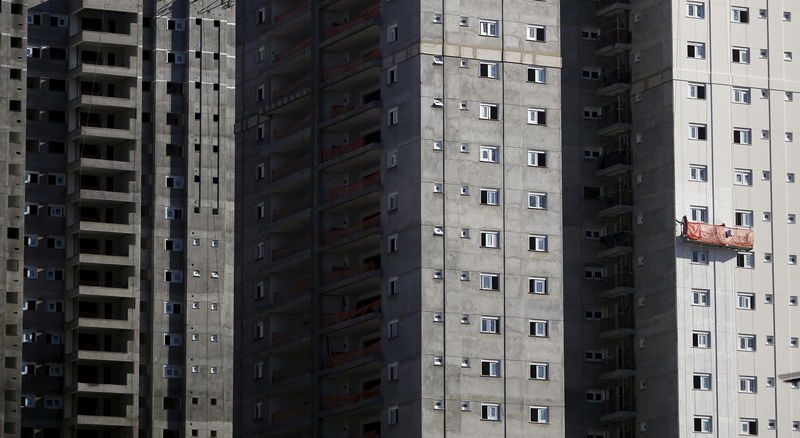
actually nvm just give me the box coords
[687,42,706,59]
[693,373,712,390]
[480,316,500,334]
[387,363,399,381]
[527,25,546,41]
[386,66,398,84]
[733,87,751,103]
[734,169,753,186]
[789,172,796,182]
[164,270,183,283]
[688,82,707,99]
[583,106,602,119]
[529,320,549,337]
[735,210,754,227]
[690,206,708,223]
[387,25,398,43]
[387,235,399,252]
[689,123,707,139]
[733,128,752,144]
[732,47,751,63]
[689,165,708,182]
[731,7,750,23]
[164,302,182,314]
[387,321,398,338]
[480,273,500,290]
[737,293,755,309]
[480,188,500,205]
[582,67,600,80]
[737,252,755,268]
[529,235,548,252]
[387,407,399,424]
[738,334,756,351]
[387,193,398,211]
[693,331,710,348]
[528,66,546,83]
[528,193,547,209]
[479,146,499,162]
[481,403,501,421]
[166,176,184,188]
[387,107,399,126]
[584,267,603,280]
[254,322,264,340]
[739,376,757,393]
[691,289,710,306]
[687,2,706,18]
[163,366,182,378]
[528,150,547,167]
[791,296,799,306]
[479,20,498,37]
[481,360,500,377]
[479,62,499,78]
[165,207,183,220]
[585,390,605,403]
[480,231,500,248]
[694,416,712,433]
[530,362,548,380]
[479,103,499,120]
[528,277,547,295]
[527,108,547,125]
[784,11,792,21]
[530,406,550,424]
[740,418,758,436]
[164,333,182,346]
[167,52,184,64]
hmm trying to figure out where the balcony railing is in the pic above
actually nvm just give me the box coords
[601,354,636,375]
[270,326,308,343]
[272,196,311,221]
[601,313,635,333]
[600,232,634,249]
[271,155,310,182]
[323,48,380,81]
[271,235,311,261]
[274,1,310,22]
[272,404,310,425]
[274,37,311,62]
[599,105,631,130]
[602,271,634,290]
[271,363,311,384]
[327,172,380,201]
[323,261,378,285]
[322,216,380,244]
[322,300,381,327]
[331,103,356,118]
[599,28,632,48]
[273,74,311,100]
[323,6,380,39]
[600,190,633,209]
[321,385,380,410]
[272,282,310,303]
[602,395,636,416]
[599,68,632,89]
[599,147,632,169]
[273,114,311,139]
[325,342,381,368]
[597,0,631,10]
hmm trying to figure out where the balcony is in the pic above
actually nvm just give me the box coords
[600,355,635,381]
[598,105,632,137]
[271,235,311,262]
[272,196,311,222]
[323,261,379,286]
[322,299,381,327]
[272,403,311,426]
[322,48,380,82]
[323,6,380,41]
[274,37,311,63]
[70,93,136,110]
[272,282,311,304]
[273,74,311,101]
[321,385,380,411]
[598,190,633,217]
[597,28,632,56]
[275,1,310,23]
[270,155,310,183]
[69,27,138,48]
[326,172,380,202]
[596,0,631,17]
[600,271,635,298]
[273,114,311,140]
[601,396,636,422]
[348,432,379,438]
[69,59,138,79]
[70,0,139,14]
[325,342,381,368]
[598,68,632,96]
[271,363,311,385]
[270,326,309,344]
[598,232,634,258]
[599,313,635,339]
[598,139,632,176]
[322,216,380,245]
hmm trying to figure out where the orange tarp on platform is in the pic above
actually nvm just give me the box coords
[684,221,754,250]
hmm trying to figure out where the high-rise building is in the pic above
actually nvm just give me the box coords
[563,0,800,437]
[0,1,236,437]
[234,0,564,436]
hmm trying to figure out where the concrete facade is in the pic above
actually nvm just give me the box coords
[235,0,564,437]
[563,0,800,437]
[0,1,236,437]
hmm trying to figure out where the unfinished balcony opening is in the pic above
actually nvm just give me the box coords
[76,266,134,290]
[76,204,136,226]
[73,362,133,387]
